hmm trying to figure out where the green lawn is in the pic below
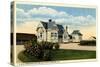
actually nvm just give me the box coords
[52,49,96,61]
[18,49,96,62]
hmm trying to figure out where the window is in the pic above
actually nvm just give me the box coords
[40,33,42,38]
[55,33,57,37]
[38,33,42,39]
[51,33,53,37]
[51,32,57,40]
[51,33,57,37]
[72,37,75,39]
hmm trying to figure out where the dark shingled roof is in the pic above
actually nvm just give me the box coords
[40,21,48,29]
[72,30,82,36]
[57,24,64,35]
[40,21,64,35]
[40,21,64,33]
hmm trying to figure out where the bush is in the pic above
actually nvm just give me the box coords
[24,41,55,61]
[32,44,42,58]
[31,38,37,46]
[40,41,54,50]
[24,41,32,53]
[79,40,96,46]
[42,50,53,61]
[54,43,59,50]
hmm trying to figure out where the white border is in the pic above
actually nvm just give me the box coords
[13,1,97,66]
[15,1,97,8]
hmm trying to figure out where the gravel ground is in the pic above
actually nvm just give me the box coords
[60,43,96,51]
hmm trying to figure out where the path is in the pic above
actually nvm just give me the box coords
[60,43,96,51]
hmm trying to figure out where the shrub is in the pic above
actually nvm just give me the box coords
[31,38,37,46]
[40,41,54,50]
[54,43,59,50]
[42,50,53,61]
[79,40,96,46]
[37,42,54,60]
[24,41,55,61]
[24,41,32,53]
[32,44,43,59]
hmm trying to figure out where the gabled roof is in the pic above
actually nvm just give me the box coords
[57,24,64,35]
[40,21,48,29]
[72,30,82,36]
[57,24,64,31]
[39,21,64,33]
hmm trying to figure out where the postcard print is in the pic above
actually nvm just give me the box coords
[11,2,96,65]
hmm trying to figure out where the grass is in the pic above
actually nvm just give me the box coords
[18,49,96,62]
[18,50,41,62]
[52,49,96,61]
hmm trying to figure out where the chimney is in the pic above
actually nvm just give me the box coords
[49,19,52,22]
[65,26,68,32]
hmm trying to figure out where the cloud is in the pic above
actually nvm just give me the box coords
[16,8,31,24]
[16,6,96,28]
[16,8,30,19]
[16,6,96,39]
[28,7,69,18]
[16,7,70,23]
[55,15,95,27]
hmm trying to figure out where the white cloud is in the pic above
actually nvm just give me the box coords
[55,15,95,27]
[28,7,69,18]
[16,7,96,29]
[16,8,30,18]
[28,7,57,15]
[16,7,96,39]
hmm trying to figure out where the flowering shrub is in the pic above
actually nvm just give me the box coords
[24,40,55,60]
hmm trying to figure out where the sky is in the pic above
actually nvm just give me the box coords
[16,3,96,40]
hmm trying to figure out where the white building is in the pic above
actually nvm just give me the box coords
[71,30,82,42]
[63,26,70,43]
[36,19,82,43]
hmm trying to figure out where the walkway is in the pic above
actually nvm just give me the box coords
[60,43,96,51]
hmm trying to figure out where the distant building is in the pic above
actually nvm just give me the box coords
[63,26,70,43]
[11,19,83,44]
[36,19,83,43]
[71,30,83,42]
[11,33,37,45]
